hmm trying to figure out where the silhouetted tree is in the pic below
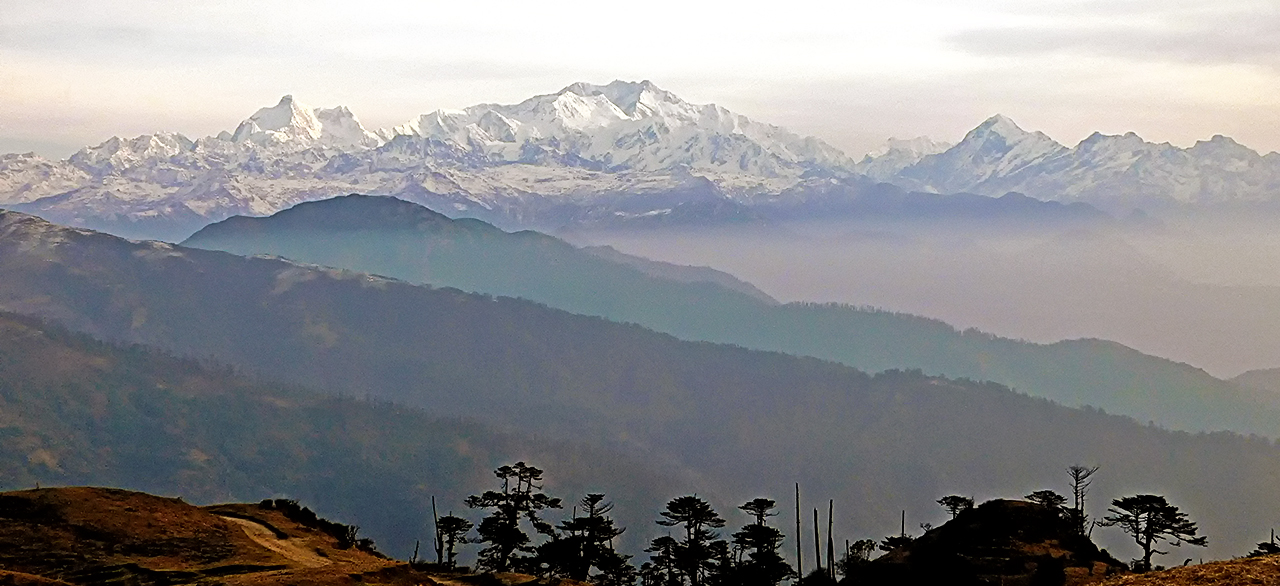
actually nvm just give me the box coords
[595,550,640,586]
[834,539,877,578]
[1248,541,1280,557]
[1068,465,1100,536]
[740,498,779,526]
[878,535,914,552]
[654,496,726,586]
[544,493,634,585]
[436,515,474,569]
[797,569,837,586]
[1026,489,1067,512]
[643,536,681,586]
[729,498,793,586]
[465,462,563,573]
[1251,530,1280,558]
[1100,494,1206,572]
[937,495,974,519]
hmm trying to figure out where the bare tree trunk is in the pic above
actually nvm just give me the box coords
[813,508,822,577]
[795,483,803,580]
[432,496,443,565]
[827,500,835,581]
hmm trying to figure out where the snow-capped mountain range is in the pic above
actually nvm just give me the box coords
[868,115,1280,210]
[1,80,1277,240]
[0,81,868,239]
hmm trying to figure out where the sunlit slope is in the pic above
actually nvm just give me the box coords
[3,210,1280,558]
[184,195,1277,437]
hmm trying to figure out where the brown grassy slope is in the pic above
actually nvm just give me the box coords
[1097,555,1280,586]
[0,570,74,586]
[0,486,578,586]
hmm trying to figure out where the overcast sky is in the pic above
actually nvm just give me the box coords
[2,0,1278,159]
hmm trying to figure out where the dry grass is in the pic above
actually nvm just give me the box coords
[0,487,591,586]
[0,570,74,586]
[1098,555,1280,586]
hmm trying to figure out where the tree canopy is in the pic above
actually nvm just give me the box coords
[1100,494,1206,572]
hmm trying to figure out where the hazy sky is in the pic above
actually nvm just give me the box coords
[2,0,1278,159]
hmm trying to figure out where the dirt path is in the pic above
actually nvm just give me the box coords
[218,516,332,568]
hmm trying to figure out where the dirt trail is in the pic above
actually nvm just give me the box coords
[217,515,332,568]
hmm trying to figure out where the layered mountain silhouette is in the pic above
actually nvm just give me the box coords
[2,210,1280,559]
[183,195,1277,438]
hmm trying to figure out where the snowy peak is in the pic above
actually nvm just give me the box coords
[859,115,1280,208]
[866,136,953,159]
[895,115,1068,193]
[1188,135,1254,158]
[69,132,195,174]
[231,95,381,149]
[531,90,630,129]
[559,80,682,117]
[313,105,382,149]
[970,114,1024,137]
[960,115,1066,155]
[249,95,315,134]
[380,80,853,175]
[853,136,953,182]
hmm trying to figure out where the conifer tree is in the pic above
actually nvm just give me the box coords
[643,536,682,586]
[542,493,635,585]
[1100,494,1206,572]
[465,462,563,573]
[435,515,474,569]
[653,496,726,586]
[937,495,974,519]
[729,498,793,586]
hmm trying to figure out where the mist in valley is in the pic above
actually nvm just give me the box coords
[566,212,1280,380]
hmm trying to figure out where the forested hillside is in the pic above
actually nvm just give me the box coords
[184,195,1275,437]
[0,311,683,557]
[2,210,1280,559]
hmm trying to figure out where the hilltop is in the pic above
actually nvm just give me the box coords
[1096,556,1280,586]
[0,486,578,586]
[854,499,1126,585]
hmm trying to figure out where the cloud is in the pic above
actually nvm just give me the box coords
[1,0,1278,159]
[949,2,1280,70]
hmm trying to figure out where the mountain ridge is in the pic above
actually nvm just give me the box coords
[0,81,858,239]
[6,212,1280,560]
[4,83,1272,240]
[182,195,1277,439]
[863,117,1280,211]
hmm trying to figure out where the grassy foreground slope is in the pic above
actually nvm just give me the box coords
[0,485,576,586]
